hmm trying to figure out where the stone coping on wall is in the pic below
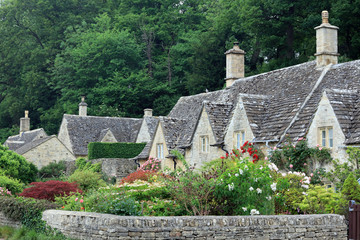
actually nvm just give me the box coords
[42,210,347,240]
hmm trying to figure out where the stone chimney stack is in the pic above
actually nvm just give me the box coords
[224,42,245,87]
[144,108,153,117]
[20,110,30,133]
[79,96,88,116]
[315,10,339,67]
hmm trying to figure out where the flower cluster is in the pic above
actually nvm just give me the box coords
[250,209,260,215]
[139,157,161,172]
[0,187,11,196]
[240,141,260,162]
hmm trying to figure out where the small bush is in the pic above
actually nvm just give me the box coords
[0,175,23,194]
[75,157,101,172]
[67,170,106,191]
[19,180,82,201]
[341,173,360,202]
[120,170,156,184]
[0,196,58,230]
[88,142,146,160]
[39,161,66,179]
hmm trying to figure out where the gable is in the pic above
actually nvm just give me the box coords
[136,119,151,143]
[100,129,117,143]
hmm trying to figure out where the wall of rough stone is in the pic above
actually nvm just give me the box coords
[42,210,347,240]
[23,137,76,169]
[0,212,21,228]
[149,123,172,170]
[91,158,137,179]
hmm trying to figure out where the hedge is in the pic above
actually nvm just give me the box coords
[88,142,146,160]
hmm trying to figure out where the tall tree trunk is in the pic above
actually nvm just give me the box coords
[141,27,155,79]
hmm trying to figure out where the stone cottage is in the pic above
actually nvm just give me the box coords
[147,11,360,169]
[4,111,75,169]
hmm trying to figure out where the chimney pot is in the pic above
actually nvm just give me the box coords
[20,110,30,133]
[79,96,88,116]
[144,108,153,117]
[224,42,245,87]
[314,10,339,67]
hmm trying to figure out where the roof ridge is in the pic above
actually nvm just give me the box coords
[278,64,333,144]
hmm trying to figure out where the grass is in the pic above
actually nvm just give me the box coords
[0,226,73,240]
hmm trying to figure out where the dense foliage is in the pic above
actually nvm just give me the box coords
[1,0,360,141]
[0,145,37,183]
[88,142,146,160]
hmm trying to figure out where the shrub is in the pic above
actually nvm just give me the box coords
[0,196,58,230]
[298,185,342,214]
[67,170,106,191]
[88,142,146,160]
[326,159,360,190]
[0,186,12,197]
[142,197,187,216]
[0,145,38,183]
[341,173,360,202]
[75,157,101,172]
[38,161,66,179]
[120,157,162,184]
[270,139,332,173]
[57,187,140,216]
[0,175,23,194]
[19,180,82,201]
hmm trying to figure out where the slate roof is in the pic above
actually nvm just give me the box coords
[15,135,55,155]
[169,60,360,146]
[4,128,48,151]
[204,102,233,144]
[62,114,142,156]
[136,117,160,160]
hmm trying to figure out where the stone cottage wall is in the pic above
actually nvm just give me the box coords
[91,158,137,179]
[0,212,21,228]
[42,210,347,240]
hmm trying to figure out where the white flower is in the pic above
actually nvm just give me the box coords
[239,169,243,175]
[249,187,254,191]
[256,188,262,194]
[270,183,277,192]
[242,207,247,212]
[235,173,239,177]
[266,196,272,201]
[228,173,231,177]
[254,178,258,182]
[302,192,308,196]
[244,165,249,170]
[282,173,286,177]
[301,184,309,189]
[228,183,235,191]
[268,163,278,172]
[260,166,263,170]
[250,209,260,215]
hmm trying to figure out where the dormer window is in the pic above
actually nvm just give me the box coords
[156,143,164,159]
[200,136,209,153]
[319,127,333,148]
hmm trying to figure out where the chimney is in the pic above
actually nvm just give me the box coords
[224,42,245,87]
[144,108,153,117]
[79,96,87,116]
[314,10,339,67]
[20,110,30,133]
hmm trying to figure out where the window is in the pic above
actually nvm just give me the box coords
[235,131,245,149]
[200,136,209,153]
[156,143,164,159]
[319,127,334,148]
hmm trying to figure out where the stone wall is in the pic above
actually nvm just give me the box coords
[91,158,137,179]
[42,210,347,240]
[0,212,21,228]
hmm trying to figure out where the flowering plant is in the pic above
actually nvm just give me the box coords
[0,187,12,197]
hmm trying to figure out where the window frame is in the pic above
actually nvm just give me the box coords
[156,143,164,159]
[318,127,334,148]
[234,130,245,149]
[200,135,209,153]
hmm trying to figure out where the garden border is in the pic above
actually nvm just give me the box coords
[42,210,347,239]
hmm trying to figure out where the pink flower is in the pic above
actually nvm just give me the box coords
[273,146,277,150]
[316,144,319,147]
[289,164,293,169]
[75,198,78,202]
[265,157,268,161]
[298,137,303,141]
[80,199,84,203]
[303,163,307,166]
[319,147,323,150]
[310,173,314,177]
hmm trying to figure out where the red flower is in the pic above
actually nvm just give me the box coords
[62,206,65,209]
[253,154,258,159]
[220,156,225,159]
[255,150,258,153]
[226,153,229,157]
[244,141,249,146]
[81,207,84,210]
[242,150,246,153]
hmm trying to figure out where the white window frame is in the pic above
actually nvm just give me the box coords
[156,143,164,159]
[319,127,334,148]
[234,131,245,149]
[200,136,209,153]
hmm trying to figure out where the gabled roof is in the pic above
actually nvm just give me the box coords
[4,128,48,151]
[160,117,187,152]
[62,114,142,156]
[15,135,55,155]
[204,102,233,144]
[169,60,360,146]
[136,117,160,160]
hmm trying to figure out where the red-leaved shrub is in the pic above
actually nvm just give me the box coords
[19,180,82,201]
[119,170,155,184]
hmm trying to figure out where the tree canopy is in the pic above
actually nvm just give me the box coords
[0,0,359,142]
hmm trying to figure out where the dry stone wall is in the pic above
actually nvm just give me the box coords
[42,210,347,240]
[0,212,21,228]
[91,158,137,179]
